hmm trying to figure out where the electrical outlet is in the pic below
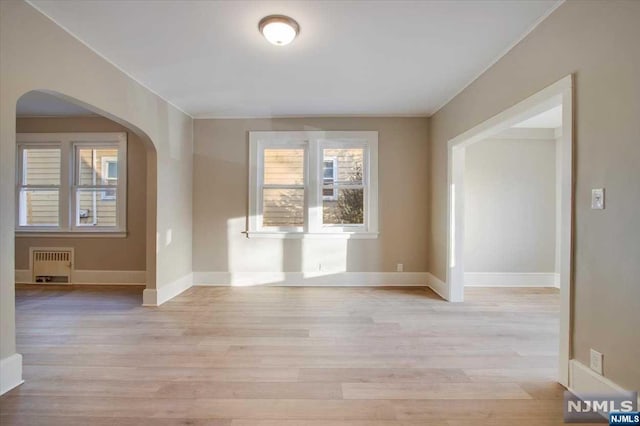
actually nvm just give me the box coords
[396,263,404,272]
[590,348,603,375]
[318,263,322,271]
[591,188,605,210]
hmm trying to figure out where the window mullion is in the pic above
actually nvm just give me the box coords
[262,184,305,189]
[60,138,71,231]
[307,139,321,233]
[117,136,127,231]
[253,143,264,232]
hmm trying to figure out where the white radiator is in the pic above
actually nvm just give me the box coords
[32,249,73,283]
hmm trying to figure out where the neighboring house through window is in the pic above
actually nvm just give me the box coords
[16,132,127,234]
[248,131,378,238]
[322,157,338,200]
[101,156,118,200]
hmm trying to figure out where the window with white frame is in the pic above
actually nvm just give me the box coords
[16,133,127,234]
[248,131,378,238]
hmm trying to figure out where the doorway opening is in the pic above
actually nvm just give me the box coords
[446,75,573,386]
[14,90,157,295]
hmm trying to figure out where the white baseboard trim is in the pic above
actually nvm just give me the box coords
[464,272,560,287]
[15,269,146,285]
[426,273,449,300]
[0,353,24,395]
[569,359,639,405]
[193,271,429,287]
[143,272,193,306]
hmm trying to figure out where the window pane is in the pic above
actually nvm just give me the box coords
[264,149,304,185]
[323,148,364,185]
[18,189,59,226]
[323,188,364,225]
[323,158,337,199]
[76,188,118,227]
[106,161,118,180]
[263,188,304,227]
[23,148,61,185]
[323,160,335,179]
[77,148,119,185]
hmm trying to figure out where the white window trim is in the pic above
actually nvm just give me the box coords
[248,131,378,239]
[16,132,127,236]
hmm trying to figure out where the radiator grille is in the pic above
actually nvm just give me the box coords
[34,251,71,262]
[32,249,72,284]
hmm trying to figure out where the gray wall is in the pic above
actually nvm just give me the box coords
[193,118,429,275]
[429,0,640,389]
[464,137,556,273]
[15,116,147,272]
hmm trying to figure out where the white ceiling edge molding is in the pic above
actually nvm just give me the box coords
[18,114,101,118]
[25,0,194,119]
[430,0,566,116]
[193,113,431,120]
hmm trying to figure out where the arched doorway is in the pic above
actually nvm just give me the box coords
[14,90,158,295]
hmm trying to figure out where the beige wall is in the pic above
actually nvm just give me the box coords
[464,137,556,273]
[15,116,147,272]
[193,118,429,274]
[429,1,640,389]
[1,0,193,364]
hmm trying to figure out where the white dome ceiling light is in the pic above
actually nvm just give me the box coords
[259,15,300,46]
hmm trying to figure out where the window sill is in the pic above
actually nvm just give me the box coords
[245,231,379,240]
[15,231,127,238]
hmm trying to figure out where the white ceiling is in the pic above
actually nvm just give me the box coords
[29,0,561,118]
[17,91,96,117]
[513,105,563,128]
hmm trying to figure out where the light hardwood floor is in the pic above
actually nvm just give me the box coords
[0,285,585,425]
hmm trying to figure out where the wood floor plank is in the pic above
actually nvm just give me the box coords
[230,421,446,426]
[298,367,469,383]
[188,399,398,420]
[342,382,532,400]
[0,415,232,426]
[23,365,301,383]
[154,382,343,399]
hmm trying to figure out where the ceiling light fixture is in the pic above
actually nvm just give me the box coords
[259,15,300,46]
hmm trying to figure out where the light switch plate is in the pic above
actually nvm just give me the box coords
[590,348,603,375]
[591,188,605,210]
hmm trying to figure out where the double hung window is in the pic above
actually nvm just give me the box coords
[16,132,127,235]
[248,131,378,238]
